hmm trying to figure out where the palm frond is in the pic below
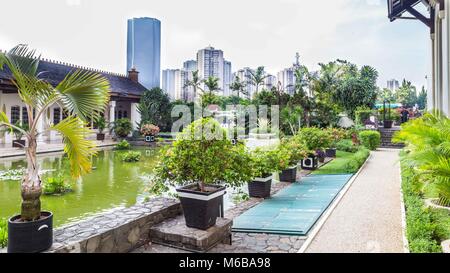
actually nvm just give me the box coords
[50,116,97,178]
[56,70,110,122]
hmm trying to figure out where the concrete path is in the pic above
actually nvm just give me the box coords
[304,149,405,253]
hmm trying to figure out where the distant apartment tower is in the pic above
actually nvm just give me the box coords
[277,68,296,95]
[264,74,277,90]
[233,67,256,98]
[223,61,232,96]
[127,17,161,89]
[162,69,183,100]
[387,79,400,92]
[182,60,198,101]
[197,46,225,94]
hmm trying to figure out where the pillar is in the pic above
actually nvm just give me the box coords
[130,102,141,131]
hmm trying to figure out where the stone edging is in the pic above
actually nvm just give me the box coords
[398,163,410,253]
[297,152,372,253]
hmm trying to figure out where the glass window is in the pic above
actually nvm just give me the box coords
[22,107,29,125]
[123,111,128,118]
[53,108,61,125]
[11,106,20,125]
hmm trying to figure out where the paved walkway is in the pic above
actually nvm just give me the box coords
[304,149,404,253]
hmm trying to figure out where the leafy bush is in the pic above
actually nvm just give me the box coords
[325,128,347,148]
[153,118,254,192]
[115,140,131,150]
[43,174,72,195]
[278,138,308,167]
[355,108,375,125]
[94,116,107,134]
[251,148,286,178]
[111,118,132,138]
[121,151,141,162]
[335,139,359,153]
[343,148,370,173]
[358,130,380,150]
[0,218,7,248]
[296,127,331,151]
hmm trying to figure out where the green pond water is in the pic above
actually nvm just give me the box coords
[0,147,241,227]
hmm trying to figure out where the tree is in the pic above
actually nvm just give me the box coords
[247,66,268,96]
[138,87,172,131]
[377,88,395,103]
[395,79,417,108]
[184,70,204,100]
[280,106,303,135]
[203,75,221,96]
[0,45,110,221]
[290,66,315,127]
[229,75,248,98]
[417,86,427,110]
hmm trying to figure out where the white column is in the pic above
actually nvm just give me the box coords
[109,101,116,124]
[444,0,450,116]
[36,114,45,143]
[130,102,141,131]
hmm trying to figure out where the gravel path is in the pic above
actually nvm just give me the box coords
[304,149,404,253]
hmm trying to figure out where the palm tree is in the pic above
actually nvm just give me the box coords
[229,76,248,98]
[184,70,204,100]
[203,76,220,96]
[0,45,110,221]
[247,66,268,95]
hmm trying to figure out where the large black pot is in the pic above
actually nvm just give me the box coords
[176,184,226,230]
[248,175,272,198]
[325,148,337,158]
[7,211,53,253]
[12,139,26,148]
[301,155,318,170]
[383,120,393,128]
[145,135,156,142]
[279,166,297,183]
[96,133,105,141]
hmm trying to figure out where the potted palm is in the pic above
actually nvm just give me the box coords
[94,116,107,141]
[111,118,132,140]
[248,148,281,198]
[12,122,29,148]
[0,45,110,253]
[278,139,308,182]
[154,117,253,230]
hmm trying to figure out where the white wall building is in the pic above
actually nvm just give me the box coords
[197,46,225,94]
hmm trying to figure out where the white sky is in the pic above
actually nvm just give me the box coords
[0,0,431,89]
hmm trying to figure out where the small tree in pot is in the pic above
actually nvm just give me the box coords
[278,139,308,182]
[324,128,346,158]
[248,148,283,198]
[110,118,132,140]
[94,116,107,141]
[297,127,330,169]
[154,117,253,230]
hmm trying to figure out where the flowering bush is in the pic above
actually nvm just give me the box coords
[140,124,160,136]
[278,138,309,167]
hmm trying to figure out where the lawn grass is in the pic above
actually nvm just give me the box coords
[312,149,369,175]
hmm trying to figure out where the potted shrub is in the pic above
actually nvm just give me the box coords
[140,123,160,142]
[278,139,308,183]
[0,45,109,252]
[248,148,280,198]
[297,128,330,170]
[12,122,28,148]
[111,118,132,139]
[382,101,393,128]
[154,118,253,230]
[94,116,107,141]
[325,128,345,158]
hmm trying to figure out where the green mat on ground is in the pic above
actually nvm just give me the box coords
[232,174,353,235]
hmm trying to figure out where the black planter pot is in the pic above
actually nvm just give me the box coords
[7,211,53,253]
[248,175,272,198]
[96,133,105,141]
[301,155,318,170]
[279,166,297,183]
[326,148,337,158]
[383,120,393,128]
[176,184,226,230]
[12,139,26,148]
[145,135,156,142]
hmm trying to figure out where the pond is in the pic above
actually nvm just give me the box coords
[0,147,245,227]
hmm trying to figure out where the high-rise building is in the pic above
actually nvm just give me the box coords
[387,79,400,92]
[127,17,161,89]
[197,46,225,94]
[182,60,198,101]
[162,69,183,100]
[233,67,256,98]
[183,60,197,72]
[277,68,296,95]
[223,60,232,96]
[264,74,277,90]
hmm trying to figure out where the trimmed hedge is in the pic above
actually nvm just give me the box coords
[335,139,359,153]
[359,130,380,150]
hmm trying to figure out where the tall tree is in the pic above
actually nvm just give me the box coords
[0,45,110,220]
[138,87,172,131]
[396,79,417,108]
[417,86,427,110]
[290,65,315,127]
[184,70,204,100]
[203,76,220,96]
[247,66,268,95]
[229,75,248,98]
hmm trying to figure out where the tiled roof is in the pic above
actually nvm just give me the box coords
[0,59,147,97]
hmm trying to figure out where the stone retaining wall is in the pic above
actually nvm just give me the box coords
[48,197,181,253]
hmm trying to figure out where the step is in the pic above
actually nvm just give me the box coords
[149,215,233,253]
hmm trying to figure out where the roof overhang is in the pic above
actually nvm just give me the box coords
[387,0,436,32]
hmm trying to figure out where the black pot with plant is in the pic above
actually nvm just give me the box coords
[11,121,28,148]
[383,100,393,128]
[154,118,253,230]
[301,153,319,170]
[248,149,279,198]
[277,138,308,183]
[110,118,132,140]
[94,116,107,141]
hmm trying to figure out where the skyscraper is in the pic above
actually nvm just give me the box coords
[233,67,256,98]
[127,17,161,90]
[387,79,400,92]
[223,60,232,96]
[197,46,224,93]
[162,69,183,100]
[277,68,295,95]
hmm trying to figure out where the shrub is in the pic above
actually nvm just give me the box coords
[278,138,309,167]
[140,123,160,136]
[0,218,7,248]
[115,140,131,150]
[296,127,331,151]
[43,174,72,195]
[111,118,133,138]
[153,118,254,192]
[325,128,347,148]
[251,148,286,178]
[94,116,107,134]
[335,139,359,153]
[121,151,141,162]
[355,108,375,125]
[343,148,370,173]
[358,130,380,150]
